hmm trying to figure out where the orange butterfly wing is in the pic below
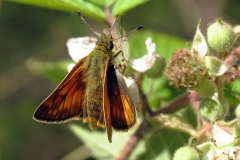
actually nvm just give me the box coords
[33,57,88,123]
[107,65,137,131]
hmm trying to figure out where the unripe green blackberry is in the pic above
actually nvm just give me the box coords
[173,146,200,160]
[165,49,207,90]
[207,18,235,59]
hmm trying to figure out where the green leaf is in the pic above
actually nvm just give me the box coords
[8,0,73,11]
[69,124,145,159]
[8,0,106,20]
[138,130,189,160]
[225,81,240,105]
[62,0,106,20]
[26,58,71,83]
[61,146,91,160]
[142,76,179,108]
[87,0,115,6]
[112,0,149,16]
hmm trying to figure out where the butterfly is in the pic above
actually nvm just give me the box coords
[33,11,143,142]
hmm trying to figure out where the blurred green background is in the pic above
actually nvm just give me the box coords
[1,0,240,159]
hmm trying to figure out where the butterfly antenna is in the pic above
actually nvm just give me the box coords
[109,15,119,36]
[76,11,100,37]
[113,25,144,41]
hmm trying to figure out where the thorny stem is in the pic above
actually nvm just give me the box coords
[118,76,201,160]
[156,91,200,115]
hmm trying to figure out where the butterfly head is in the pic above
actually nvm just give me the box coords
[97,33,114,50]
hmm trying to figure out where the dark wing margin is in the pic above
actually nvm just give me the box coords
[33,57,87,123]
[107,65,137,131]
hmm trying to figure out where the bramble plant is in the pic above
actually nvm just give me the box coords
[8,0,240,159]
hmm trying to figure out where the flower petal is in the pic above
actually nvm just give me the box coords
[66,37,97,62]
[123,76,141,110]
[213,124,235,148]
[131,37,156,72]
[68,63,75,72]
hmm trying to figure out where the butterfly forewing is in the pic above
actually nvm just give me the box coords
[102,73,113,142]
[34,57,88,123]
[107,66,137,131]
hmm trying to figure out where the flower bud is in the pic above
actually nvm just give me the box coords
[173,146,200,160]
[199,98,226,124]
[235,104,240,119]
[207,18,235,59]
[145,55,166,78]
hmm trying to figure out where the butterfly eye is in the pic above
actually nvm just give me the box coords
[109,41,114,50]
